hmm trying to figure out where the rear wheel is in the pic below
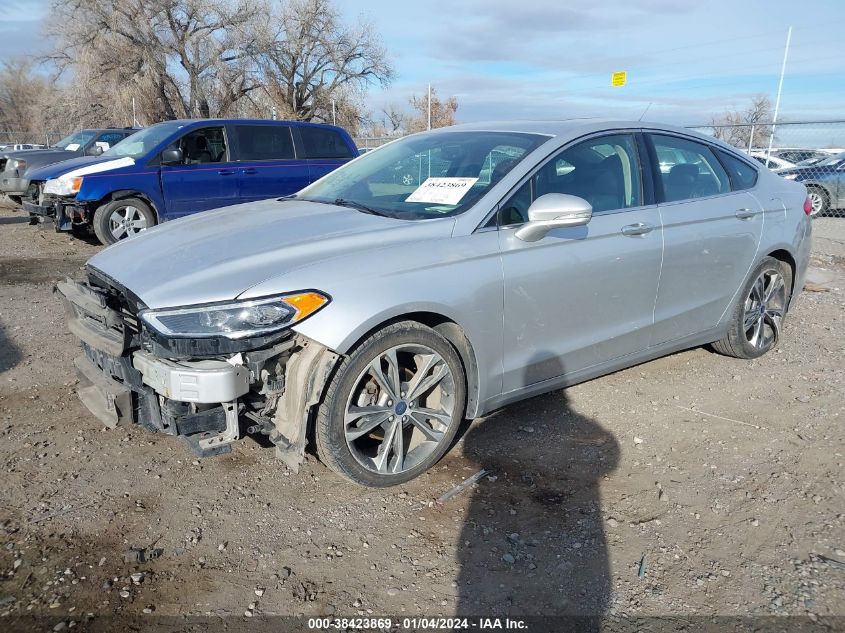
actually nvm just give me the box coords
[712,257,791,359]
[806,186,829,217]
[315,321,466,487]
[92,197,156,245]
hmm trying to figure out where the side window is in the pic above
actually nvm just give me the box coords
[234,125,295,160]
[650,134,730,202]
[168,127,227,165]
[716,149,758,190]
[299,127,353,159]
[498,133,642,226]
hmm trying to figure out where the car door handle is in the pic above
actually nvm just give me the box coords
[241,168,258,175]
[735,208,759,219]
[218,169,235,176]
[621,222,655,236]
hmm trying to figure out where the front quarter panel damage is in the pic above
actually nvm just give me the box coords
[271,335,339,472]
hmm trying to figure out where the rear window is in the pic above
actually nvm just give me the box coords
[299,127,353,159]
[234,125,295,160]
[716,149,758,190]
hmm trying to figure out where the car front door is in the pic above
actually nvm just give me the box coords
[159,126,239,218]
[646,133,764,345]
[230,123,310,202]
[498,132,664,392]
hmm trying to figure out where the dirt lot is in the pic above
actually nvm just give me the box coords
[0,201,843,631]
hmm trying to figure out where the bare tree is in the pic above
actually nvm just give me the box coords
[45,0,266,123]
[406,87,458,133]
[0,60,51,142]
[710,95,774,150]
[257,0,392,124]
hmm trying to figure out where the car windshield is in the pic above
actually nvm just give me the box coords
[101,122,185,159]
[54,131,97,150]
[298,131,548,219]
[815,151,845,167]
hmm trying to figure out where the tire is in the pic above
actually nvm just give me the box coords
[92,197,156,245]
[712,256,792,359]
[315,321,467,487]
[806,186,829,217]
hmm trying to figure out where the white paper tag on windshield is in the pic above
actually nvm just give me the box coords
[405,177,478,205]
[65,143,80,151]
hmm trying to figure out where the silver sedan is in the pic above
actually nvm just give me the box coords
[57,120,812,487]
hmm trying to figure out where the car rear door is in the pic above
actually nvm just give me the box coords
[296,125,355,183]
[498,132,664,391]
[159,125,239,218]
[229,123,310,202]
[646,133,764,345]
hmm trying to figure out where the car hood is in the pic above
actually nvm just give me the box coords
[87,198,456,309]
[25,154,132,180]
[4,148,81,168]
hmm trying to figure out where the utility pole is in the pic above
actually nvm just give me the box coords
[766,26,792,162]
[427,83,431,131]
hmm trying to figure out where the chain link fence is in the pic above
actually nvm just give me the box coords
[690,120,845,219]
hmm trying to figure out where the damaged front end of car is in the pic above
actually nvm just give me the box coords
[55,269,339,470]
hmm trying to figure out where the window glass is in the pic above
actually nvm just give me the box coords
[299,127,353,159]
[650,135,730,202]
[716,149,758,190]
[498,133,642,225]
[299,131,545,220]
[165,127,227,165]
[234,125,295,160]
[102,121,185,159]
[96,132,125,149]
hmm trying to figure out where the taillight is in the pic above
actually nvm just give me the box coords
[803,196,812,215]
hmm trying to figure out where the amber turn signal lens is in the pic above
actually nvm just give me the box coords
[281,292,329,321]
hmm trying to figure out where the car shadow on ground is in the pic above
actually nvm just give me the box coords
[0,317,22,374]
[454,354,619,629]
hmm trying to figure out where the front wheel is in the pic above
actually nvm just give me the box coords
[712,257,792,359]
[92,197,156,245]
[315,321,466,487]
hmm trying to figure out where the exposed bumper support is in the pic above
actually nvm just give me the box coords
[74,354,133,429]
[133,351,249,403]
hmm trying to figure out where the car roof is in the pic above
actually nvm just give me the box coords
[442,118,696,137]
[158,118,346,130]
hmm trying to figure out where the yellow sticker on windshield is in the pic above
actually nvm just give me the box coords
[405,177,479,205]
[611,71,627,87]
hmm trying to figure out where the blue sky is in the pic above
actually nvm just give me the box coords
[3,0,844,126]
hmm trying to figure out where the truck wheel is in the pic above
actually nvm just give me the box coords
[315,321,466,487]
[93,198,156,245]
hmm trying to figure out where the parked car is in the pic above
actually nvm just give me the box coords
[777,151,845,216]
[770,148,829,164]
[56,120,811,486]
[748,151,796,171]
[1,128,137,205]
[24,119,357,244]
[0,143,44,151]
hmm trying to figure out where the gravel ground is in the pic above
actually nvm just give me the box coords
[0,201,843,631]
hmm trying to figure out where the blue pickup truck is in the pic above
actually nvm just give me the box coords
[23,119,358,244]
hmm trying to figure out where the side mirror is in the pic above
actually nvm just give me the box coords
[515,193,592,242]
[87,145,104,156]
[161,148,183,165]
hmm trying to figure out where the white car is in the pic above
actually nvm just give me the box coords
[749,151,796,171]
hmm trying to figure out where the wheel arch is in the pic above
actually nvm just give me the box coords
[766,247,796,300]
[338,311,482,420]
[104,190,161,223]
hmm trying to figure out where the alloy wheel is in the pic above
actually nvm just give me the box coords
[807,191,825,216]
[743,269,786,350]
[344,344,455,475]
[108,205,148,241]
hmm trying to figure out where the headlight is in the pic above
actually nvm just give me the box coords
[781,173,798,180]
[139,292,330,339]
[43,176,83,196]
